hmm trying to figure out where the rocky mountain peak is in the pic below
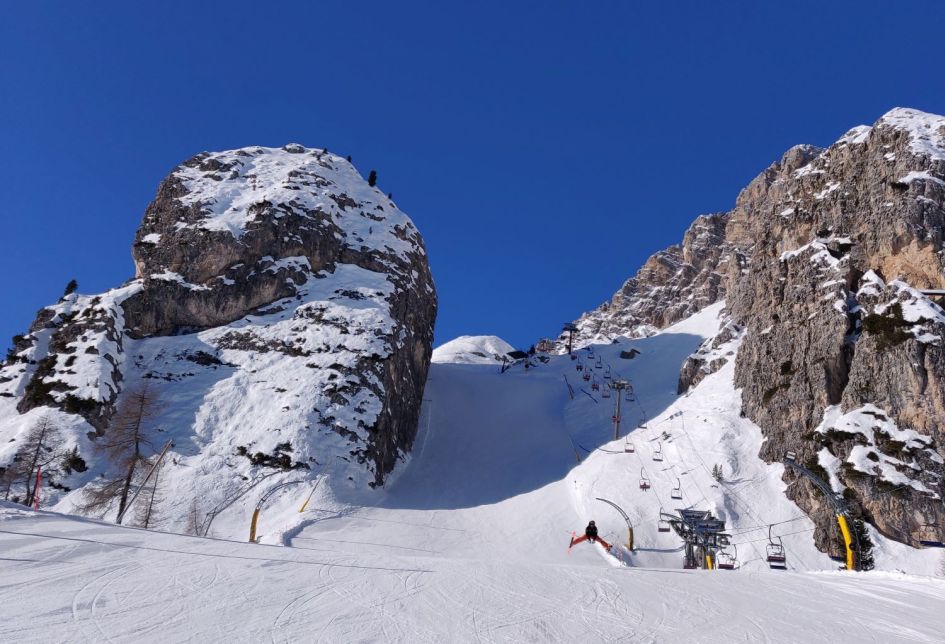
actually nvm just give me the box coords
[127,145,429,337]
[1,144,437,534]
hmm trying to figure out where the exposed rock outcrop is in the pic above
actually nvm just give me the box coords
[1,145,437,504]
[555,213,736,350]
[730,109,945,549]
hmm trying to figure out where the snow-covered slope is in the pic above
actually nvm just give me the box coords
[3,502,944,643]
[431,335,515,364]
[2,303,943,641]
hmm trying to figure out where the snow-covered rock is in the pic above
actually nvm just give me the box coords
[0,144,436,537]
[431,335,515,364]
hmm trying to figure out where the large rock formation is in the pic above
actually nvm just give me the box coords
[555,212,737,350]
[729,109,945,550]
[0,145,437,528]
[560,108,945,551]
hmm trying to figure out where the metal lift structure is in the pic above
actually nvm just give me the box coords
[660,508,731,570]
[782,450,861,571]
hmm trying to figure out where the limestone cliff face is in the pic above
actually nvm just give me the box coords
[562,108,945,550]
[557,143,825,355]
[729,109,945,549]
[555,213,736,350]
[1,144,436,489]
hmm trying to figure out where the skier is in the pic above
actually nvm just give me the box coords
[569,520,612,550]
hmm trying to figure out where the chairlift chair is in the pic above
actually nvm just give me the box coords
[671,478,683,500]
[624,438,635,453]
[591,382,599,391]
[596,357,603,369]
[717,545,737,570]
[766,526,787,569]
[652,442,664,462]
[602,386,611,398]
[583,372,591,382]
[604,366,612,380]
[639,468,651,491]
[658,518,671,533]
[576,364,583,372]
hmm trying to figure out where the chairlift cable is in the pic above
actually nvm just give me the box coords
[674,411,768,563]
[728,526,816,547]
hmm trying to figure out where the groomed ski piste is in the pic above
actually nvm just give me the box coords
[2,303,944,642]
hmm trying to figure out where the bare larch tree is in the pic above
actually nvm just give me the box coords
[80,382,158,522]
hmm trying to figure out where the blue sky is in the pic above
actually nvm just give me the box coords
[1,1,944,350]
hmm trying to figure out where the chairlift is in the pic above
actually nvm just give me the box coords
[652,442,664,462]
[583,372,591,382]
[624,437,635,453]
[657,506,672,532]
[591,382,600,391]
[602,386,611,399]
[671,478,682,500]
[766,525,787,569]
[576,364,583,372]
[717,545,738,570]
[604,366,612,380]
[596,357,603,369]
[639,468,651,491]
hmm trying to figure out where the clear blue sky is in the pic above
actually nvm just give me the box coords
[2,1,944,350]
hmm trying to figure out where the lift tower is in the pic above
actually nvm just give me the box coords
[562,323,578,355]
[610,379,631,440]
